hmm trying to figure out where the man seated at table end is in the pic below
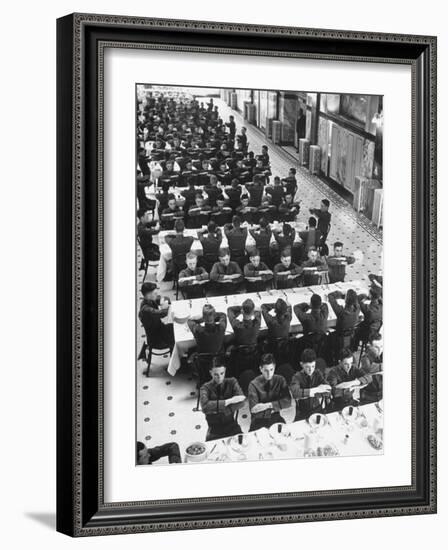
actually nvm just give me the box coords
[327,348,372,411]
[199,362,246,441]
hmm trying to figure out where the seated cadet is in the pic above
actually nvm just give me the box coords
[290,348,332,421]
[252,158,271,185]
[165,219,194,275]
[243,150,257,175]
[187,193,211,228]
[180,178,199,213]
[246,174,265,207]
[328,289,360,356]
[327,348,372,411]
[248,354,291,431]
[203,174,221,207]
[278,193,301,222]
[137,441,181,465]
[243,249,273,292]
[273,249,303,289]
[224,178,242,211]
[210,249,244,295]
[359,332,383,404]
[265,176,285,208]
[138,282,174,351]
[227,298,262,348]
[197,160,215,188]
[210,194,233,225]
[161,195,185,230]
[137,207,160,264]
[354,276,383,347]
[217,162,233,188]
[200,362,246,441]
[294,293,329,337]
[249,218,272,267]
[232,158,251,183]
[198,221,222,271]
[298,217,322,256]
[224,215,248,269]
[301,247,328,286]
[256,197,277,224]
[261,298,292,341]
[326,241,356,283]
[178,252,209,299]
[281,167,298,197]
[309,198,332,246]
[179,159,198,187]
[236,194,257,225]
[187,304,227,355]
[272,223,296,257]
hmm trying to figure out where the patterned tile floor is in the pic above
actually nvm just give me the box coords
[136,97,383,464]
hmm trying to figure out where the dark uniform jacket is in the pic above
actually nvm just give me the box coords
[199,378,244,427]
[327,363,372,405]
[326,255,356,283]
[165,234,194,267]
[227,307,261,346]
[294,303,329,335]
[210,261,243,283]
[248,374,291,422]
[290,369,330,416]
[139,298,171,348]
[301,258,328,286]
[328,291,360,333]
[187,313,227,354]
[273,262,302,289]
[261,304,292,339]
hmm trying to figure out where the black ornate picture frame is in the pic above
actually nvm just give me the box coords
[56,13,437,536]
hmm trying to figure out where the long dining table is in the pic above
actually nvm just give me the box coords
[155,220,307,282]
[165,279,370,375]
[183,401,383,464]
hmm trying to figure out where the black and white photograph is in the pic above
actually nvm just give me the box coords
[136,84,384,466]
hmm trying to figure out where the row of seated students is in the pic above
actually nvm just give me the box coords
[138,210,336,281]
[136,333,382,460]
[198,343,383,441]
[139,274,382,396]
[156,178,303,231]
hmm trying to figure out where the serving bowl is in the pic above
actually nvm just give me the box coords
[185,441,208,463]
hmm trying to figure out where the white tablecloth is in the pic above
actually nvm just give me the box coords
[166,279,369,375]
[185,402,383,463]
[156,221,308,282]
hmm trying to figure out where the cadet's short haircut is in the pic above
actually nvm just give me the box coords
[334,241,343,249]
[310,293,322,309]
[242,299,255,315]
[322,199,330,208]
[186,252,197,261]
[281,249,291,258]
[340,348,354,360]
[289,167,296,175]
[300,348,317,363]
[174,219,185,233]
[249,249,260,258]
[308,216,317,228]
[202,304,216,321]
[232,215,241,227]
[219,248,230,258]
[260,353,275,367]
[207,220,217,233]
